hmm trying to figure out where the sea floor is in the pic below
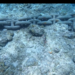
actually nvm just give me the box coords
[0,3,75,75]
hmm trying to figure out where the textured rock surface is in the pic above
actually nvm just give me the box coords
[0,29,14,47]
[0,23,75,75]
[29,24,44,36]
[63,31,75,39]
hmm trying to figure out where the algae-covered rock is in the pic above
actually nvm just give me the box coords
[0,35,8,47]
[29,24,44,36]
[0,29,14,47]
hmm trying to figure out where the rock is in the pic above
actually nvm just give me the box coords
[0,35,8,46]
[54,48,60,53]
[25,56,38,67]
[6,31,14,41]
[0,30,14,47]
[63,31,75,39]
[29,24,44,36]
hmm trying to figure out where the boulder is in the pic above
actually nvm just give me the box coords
[29,24,44,36]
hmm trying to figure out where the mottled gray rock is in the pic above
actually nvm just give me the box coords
[29,24,44,36]
[0,30,14,47]
[0,35,8,46]
[6,30,14,41]
[63,31,75,39]
[25,56,38,67]
[54,48,60,53]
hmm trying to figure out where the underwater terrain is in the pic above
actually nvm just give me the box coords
[0,3,75,75]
